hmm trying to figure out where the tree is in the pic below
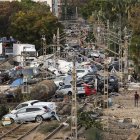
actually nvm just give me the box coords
[9,10,61,49]
[129,4,140,35]
[0,0,63,51]
[79,0,138,28]
[128,4,140,72]
[0,1,21,36]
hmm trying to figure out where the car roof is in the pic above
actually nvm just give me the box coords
[20,100,39,104]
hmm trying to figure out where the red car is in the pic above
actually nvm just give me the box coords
[83,83,96,96]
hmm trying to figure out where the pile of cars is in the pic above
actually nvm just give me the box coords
[54,70,119,97]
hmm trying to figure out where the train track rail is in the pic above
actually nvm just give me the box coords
[0,122,41,140]
[44,118,69,140]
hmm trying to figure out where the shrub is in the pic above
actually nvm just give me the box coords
[0,105,9,119]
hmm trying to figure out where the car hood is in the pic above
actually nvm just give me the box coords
[3,113,16,119]
[10,110,17,114]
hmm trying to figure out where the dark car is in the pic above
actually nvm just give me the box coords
[97,75,119,94]
[108,61,124,72]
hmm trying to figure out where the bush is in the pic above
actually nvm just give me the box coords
[78,111,102,130]
[0,105,9,119]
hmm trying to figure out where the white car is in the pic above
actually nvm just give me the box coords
[11,100,56,114]
[56,84,85,96]
[53,75,66,87]
[2,106,57,123]
[76,69,90,79]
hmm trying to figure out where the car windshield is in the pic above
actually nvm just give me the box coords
[15,103,28,110]
[76,70,85,73]
[64,85,71,88]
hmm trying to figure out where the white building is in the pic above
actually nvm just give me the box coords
[13,43,37,66]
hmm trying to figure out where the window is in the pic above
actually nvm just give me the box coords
[76,70,85,73]
[64,85,71,88]
[17,108,26,114]
[16,104,28,110]
[26,108,41,112]
[77,84,83,87]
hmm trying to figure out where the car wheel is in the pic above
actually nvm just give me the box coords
[10,118,15,124]
[68,91,72,96]
[35,116,43,123]
[51,111,55,116]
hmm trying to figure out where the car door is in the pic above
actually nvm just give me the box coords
[61,85,71,95]
[16,108,27,122]
[25,108,37,121]
[26,108,43,121]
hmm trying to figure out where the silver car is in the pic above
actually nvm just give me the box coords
[3,106,56,123]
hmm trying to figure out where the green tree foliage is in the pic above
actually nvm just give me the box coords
[0,0,63,50]
[80,0,138,27]
[129,4,140,35]
[0,105,9,119]
[0,1,21,36]
[129,4,140,71]
[78,111,102,130]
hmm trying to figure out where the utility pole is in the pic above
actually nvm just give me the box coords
[57,28,60,59]
[123,27,128,84]
[53,34,57,68]
[75,7,78,20]
[103,20,109,109]
[64,0,67,20]
[41,35,47,79]
[42,35,47,62]
[21,47,29,96]
[71,50,77,140]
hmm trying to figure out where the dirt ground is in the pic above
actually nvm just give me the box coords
[102,89,140,140]
[104,90,140,125]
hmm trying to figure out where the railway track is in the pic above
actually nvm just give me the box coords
[43,99,88,140]
[0,122,41,140]
[44,119,69,140]
[43,102,71,140]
